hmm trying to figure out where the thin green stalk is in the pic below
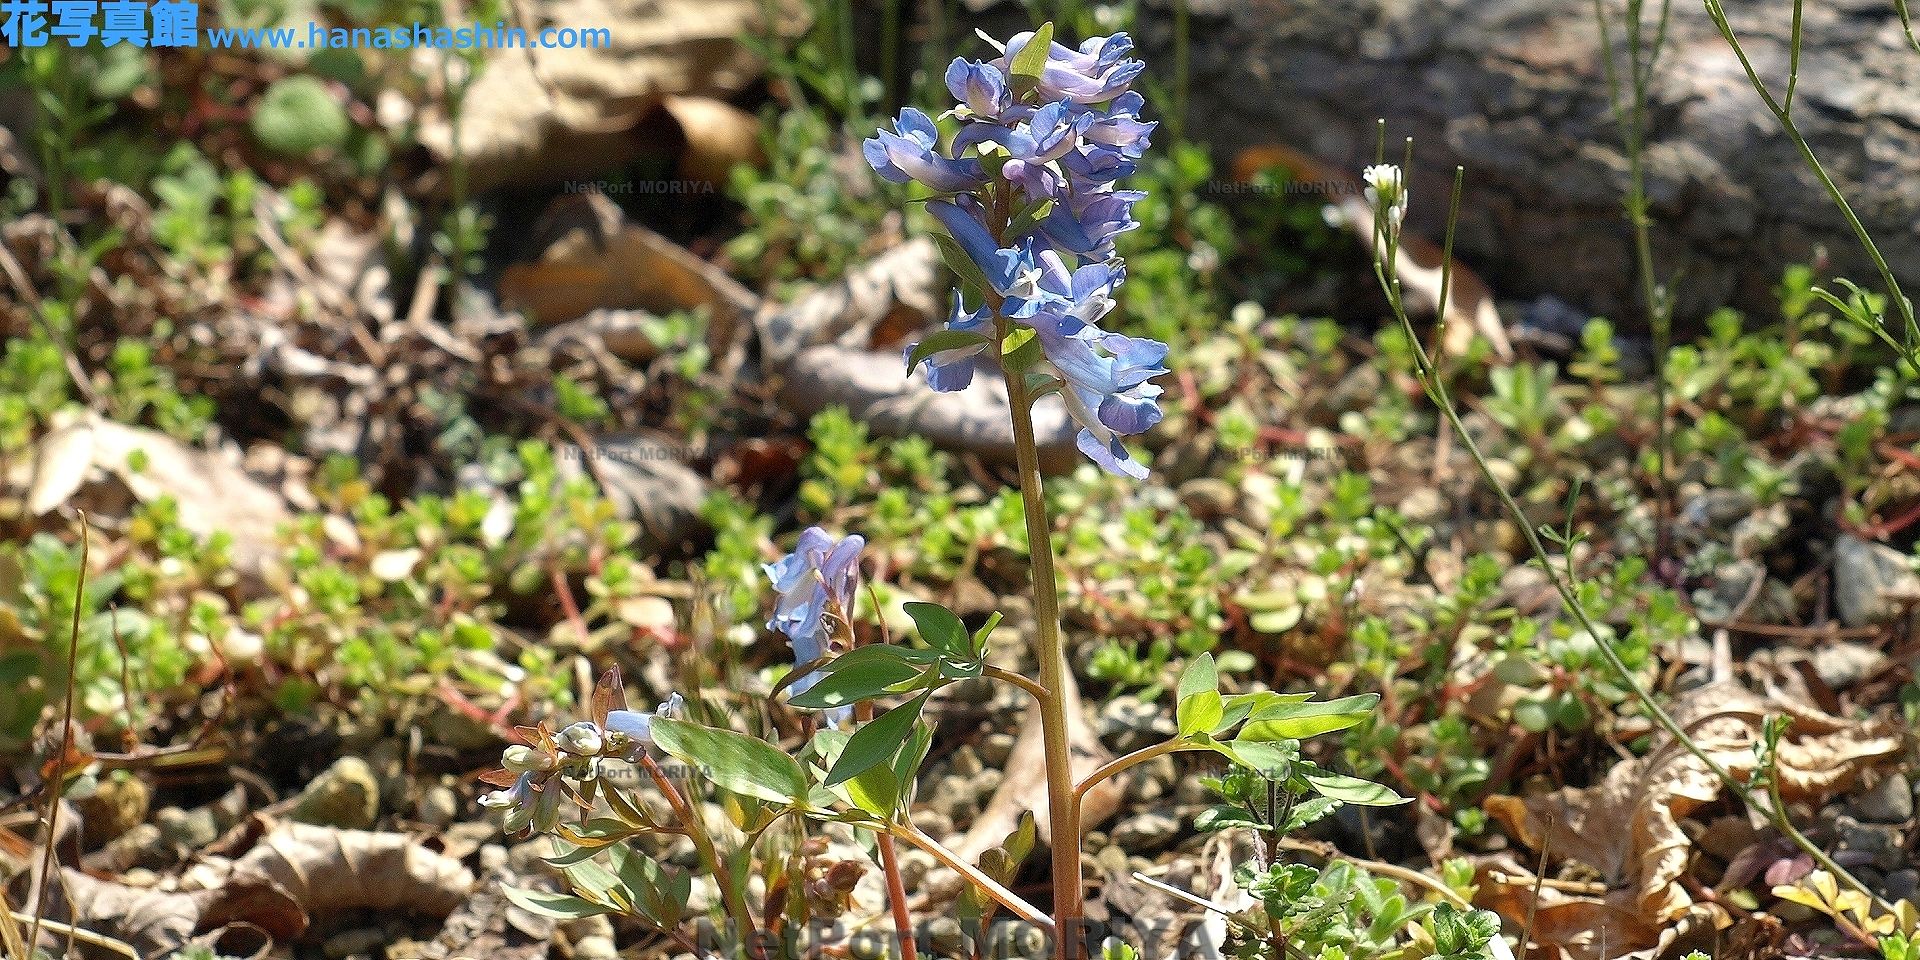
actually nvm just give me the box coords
[1371,166,1895,918]
[1702,0,1919,356]
[884,822,1056,932]
[1594,0,1676,568]
[1896,0,1920,54]
[1000,358,1085,960]
[1072,739,1198,806]
[27,512,87,960]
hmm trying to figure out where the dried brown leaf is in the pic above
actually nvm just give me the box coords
[1483,679,1900,958]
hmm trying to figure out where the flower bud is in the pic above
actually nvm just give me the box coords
[502,745,554,773]
[531,779,564,833]
[555,721,604,757]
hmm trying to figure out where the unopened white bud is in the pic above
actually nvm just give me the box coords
[556,721,604,757]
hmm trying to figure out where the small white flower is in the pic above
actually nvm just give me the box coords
[1361,163,1407,233]
[555,721,604,757]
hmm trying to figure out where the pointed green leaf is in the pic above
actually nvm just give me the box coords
[1178,689,1223,737]
[1301,765,1409,806]
[788,654,928,709]
[904,602,969,656]
[846,761,903,817]
[1224,738,1298,780]
[1008,21,1055,90]
[932,232,997,299]
[970,611,1002,657]
[650,717,807,805]
[907,328,992,375]
[501,885,617,920]
[1239,694,1380,741]
[826,691,931,787]
[1178,652,1219,701]
[1194,805,1262,832]
[891,719,935,792]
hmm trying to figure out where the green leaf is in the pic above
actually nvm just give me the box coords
[932,232,998,299]
[500,885,616,920]
[906,328,992,376]
[650,717,808,805]
[1002,329,1044,374]
[609,844,688,928]
[891,719,935,790]
[1301,766,1409,806]
[1513,697,1552,733]
[969,611,1002,657]
[788,651,929,709]
[1224,738,1297,780]
[1008,21,1055,91]
[1239,694,1380,741]
[252,76,350,156]
[1279,795,1342,833]
[1178,690,1223,737]
[1178,652,1219,701]
[826,691,931,787]
[904,602,969,656]
[846,761,903,817]
[1194,804,1262,832]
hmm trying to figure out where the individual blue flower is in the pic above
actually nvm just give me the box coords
[1078,93,1156,158]
[479,771,539,833]
[1035,192,1139,259]
[946,58,1012,120]
[907,294,994,392]
[605,692,684,761]
[926,199,1052,318]
[955,100,1090,163]
[765,528,865,724]
[1032,320,1168,480]
[994,31,1145,104]
[1000,158,1063,204]
[1060,143,1137,188]
[863,107,987,194]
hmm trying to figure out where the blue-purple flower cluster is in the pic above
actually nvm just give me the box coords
[765,527,865,725]
[866,29,1169,479]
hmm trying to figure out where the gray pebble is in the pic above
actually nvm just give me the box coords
[1812,642,1889,690]
[323,928,387,959]
[1852,774,1913,824]
[1109,812,1182,853]
[1883,868,1919,903]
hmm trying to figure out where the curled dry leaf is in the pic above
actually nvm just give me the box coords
[195,823,476,941]
[756,237,942,368]
[416,0,805,192]
[498,193,758,375]
[18,411,291,575]
[1481,678,1902,959]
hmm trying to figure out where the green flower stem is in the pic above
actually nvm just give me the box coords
[972,175,1083,954]
[1372,173,1895,917]
[883,821,1057,932]
[1001,354,1086,956]
[638,753,758,941]
[984,664,1052,703]
[1703,0,1919,355]
[1072,738,1199,807]
[1593,0,1675,565]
